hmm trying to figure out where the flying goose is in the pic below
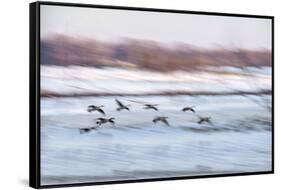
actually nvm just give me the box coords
[87,105,106,115]
[96,117,115,126]
[153,116,170,126]
[182,106,196,113]
[197,116,213,125]
[144,104,158,111]
[79,127,98,134]
[115,99,130,111]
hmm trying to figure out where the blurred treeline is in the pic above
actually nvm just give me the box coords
[41,35,272,72]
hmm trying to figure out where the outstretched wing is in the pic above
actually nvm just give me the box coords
[162,119,170,126]
[182,107,191,112]
[97,108,106,115]
[108,120,115,124]
[151,106,158,111]
[183,106,196,112]
[95,117,106,121]
[115,99,124,107]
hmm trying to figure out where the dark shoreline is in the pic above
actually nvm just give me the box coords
[41,169,241,185]
[41,90,271,98]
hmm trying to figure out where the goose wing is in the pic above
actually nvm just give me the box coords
[190,108,195,113]
[115,99,124,107]
[162,119,170,126]
[146,104,158,106]
[96,117,106,122]
[97,108,106,115]
[182,107,191,111]
[144,104,158,110]
[151,106,158,111]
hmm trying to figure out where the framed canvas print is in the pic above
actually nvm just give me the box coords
[29,1,274,188]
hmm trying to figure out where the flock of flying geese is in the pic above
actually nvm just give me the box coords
[79,99,212,133]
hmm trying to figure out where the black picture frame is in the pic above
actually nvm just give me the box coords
[30,1,274,188]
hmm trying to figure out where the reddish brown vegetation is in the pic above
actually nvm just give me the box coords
[41,35,272,71]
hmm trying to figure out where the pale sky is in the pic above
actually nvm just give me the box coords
[40,5,272,50]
